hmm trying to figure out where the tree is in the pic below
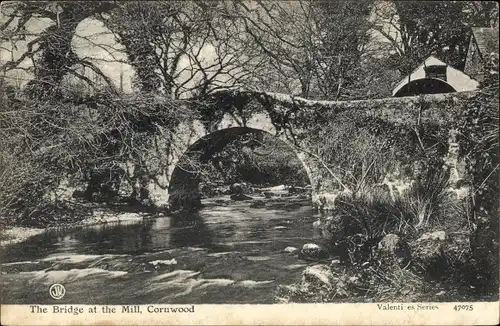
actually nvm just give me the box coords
[373,1,499,74]
[1,1,118,99]
[234,0,376,100]
[99,1,262,98]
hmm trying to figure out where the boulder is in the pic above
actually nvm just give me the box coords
[274,264,358,303]
[274,264,336,303]
[230,182,252,195]
[410,231,448,275]
[298,243,329,261]
[283,246,298,254]
[229,183,243,195]
[376,234,411,267]
[302,264,335,289]
[378,234,400,252]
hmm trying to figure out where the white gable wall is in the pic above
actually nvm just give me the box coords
[392,56,479,96]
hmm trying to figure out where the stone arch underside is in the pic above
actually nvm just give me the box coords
[393,78,457,97]
[167,126,314,211]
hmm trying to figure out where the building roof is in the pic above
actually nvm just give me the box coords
[392,55,479,96]
[392,56,447,96]
[471,27,499,59]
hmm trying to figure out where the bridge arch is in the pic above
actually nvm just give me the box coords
[393,78,457,97]
[167,126,314,211]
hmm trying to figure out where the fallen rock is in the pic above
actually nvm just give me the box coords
[283,246,298,254]
[298,243,329,261]
[274,264,336,303]
[274,284,310,303]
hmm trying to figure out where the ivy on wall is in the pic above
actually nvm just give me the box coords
[202,90,474,192]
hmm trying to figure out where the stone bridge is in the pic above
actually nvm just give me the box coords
[119,89,475,210]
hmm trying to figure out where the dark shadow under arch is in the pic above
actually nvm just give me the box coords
[393,78,457,97]
[168,127,310,211]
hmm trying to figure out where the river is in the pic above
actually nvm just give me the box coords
[1,196,325,304]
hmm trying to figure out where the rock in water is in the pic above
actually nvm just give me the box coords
[230,194,253,201]
[263,191,274,198]
[229,183,243,195]
[149,259,178,267]
[283,246,298,254]
[298,243,329,261]
[250,200,266,208]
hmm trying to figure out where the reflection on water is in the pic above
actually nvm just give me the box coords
[169,211,216,249]
[1,197,323,304]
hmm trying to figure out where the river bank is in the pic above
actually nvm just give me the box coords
[0,208,150,247]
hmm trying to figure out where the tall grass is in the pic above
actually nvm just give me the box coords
[330,169,457,244]
[393,169,451,230]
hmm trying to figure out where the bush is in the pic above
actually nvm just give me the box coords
[457,55,499,295]
[0,86,194,226]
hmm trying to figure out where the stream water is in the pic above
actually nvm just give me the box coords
[1,196,325,304]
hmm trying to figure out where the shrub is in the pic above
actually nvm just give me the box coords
[0,86,194,225]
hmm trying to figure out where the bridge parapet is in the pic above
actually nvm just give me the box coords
[135,90,477,210]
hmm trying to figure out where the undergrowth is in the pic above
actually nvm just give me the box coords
[279,167,497,303]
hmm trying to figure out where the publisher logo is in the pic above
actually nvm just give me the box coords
[49,284,66,300]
